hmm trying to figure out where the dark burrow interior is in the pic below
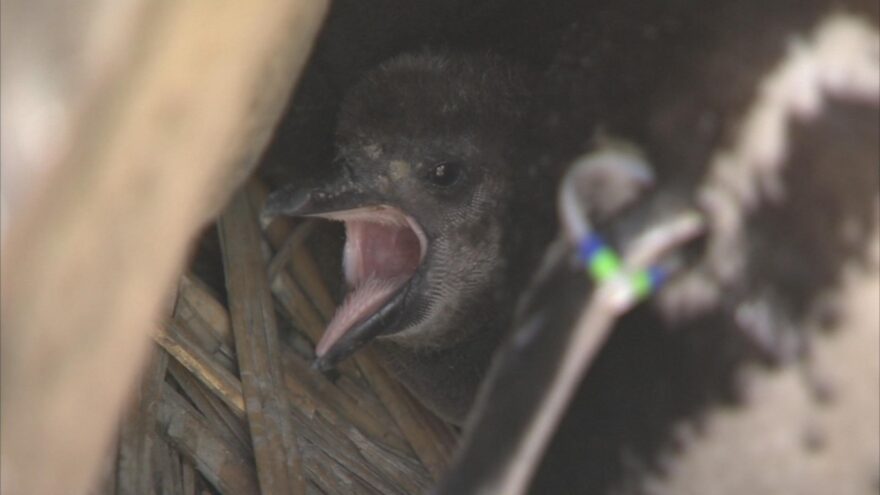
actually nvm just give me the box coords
[185,1,880,493]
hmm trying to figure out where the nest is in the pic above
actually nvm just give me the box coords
[106,180,455,494]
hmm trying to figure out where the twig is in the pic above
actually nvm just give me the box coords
[158,384,261,495]
[281,352,411,454]
[176,273,236,356]
[268,220,318,280]
[356,350,457,480]
[248,180,338,322]
[157,438,185,494]
[155,322,246,418]
[290,409,431,495]
[166,360,252,453]
[181,460,197,495]
[117,348,169,495]
[219,187,306,494]
[271,271,329,344]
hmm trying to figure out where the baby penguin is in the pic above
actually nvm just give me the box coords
[265,52,552,423]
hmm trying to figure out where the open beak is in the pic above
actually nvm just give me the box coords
[264,179,427,371]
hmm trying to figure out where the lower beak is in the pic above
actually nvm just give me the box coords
[312,283,409,371]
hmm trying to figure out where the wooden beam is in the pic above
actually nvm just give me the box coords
[0,1,328,494]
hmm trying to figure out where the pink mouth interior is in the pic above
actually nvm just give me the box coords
[314,207,425,356]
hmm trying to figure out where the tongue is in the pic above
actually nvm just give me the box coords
[316,219,421,356]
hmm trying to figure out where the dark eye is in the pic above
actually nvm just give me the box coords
[425,162,463,187]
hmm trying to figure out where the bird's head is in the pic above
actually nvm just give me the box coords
[265,52,534,369]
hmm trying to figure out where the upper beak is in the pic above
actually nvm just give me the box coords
[262,176,373,221]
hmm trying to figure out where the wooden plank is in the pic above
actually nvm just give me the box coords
[0,1,328,493]
[219,188,306,494]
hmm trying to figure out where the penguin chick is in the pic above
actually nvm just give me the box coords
[265,52,547,423]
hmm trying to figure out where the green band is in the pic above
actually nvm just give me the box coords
[589,247,621,282]
[630,270,652,299]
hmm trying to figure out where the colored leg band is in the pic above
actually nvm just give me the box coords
[578,234,667,299]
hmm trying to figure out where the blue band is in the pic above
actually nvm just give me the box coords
[647,266,667,292]
[578,233,606,263]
